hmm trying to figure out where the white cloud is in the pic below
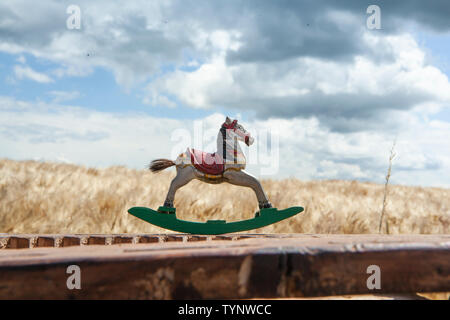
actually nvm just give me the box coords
[0,0,212,88]
[0,96,184,168]
[145,33,450,134]
[16,55,26,64]
[147,54,235,109]
[13,65,53,83]
[142,91,177,108]
[47,90,81,103]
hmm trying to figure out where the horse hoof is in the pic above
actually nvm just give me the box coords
[158,205,176,214]
[259,201,273,209]
[163,201,174,208]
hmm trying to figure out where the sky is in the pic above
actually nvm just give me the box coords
[0,0,449,187]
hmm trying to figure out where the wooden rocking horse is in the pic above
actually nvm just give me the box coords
[128,117,303,234]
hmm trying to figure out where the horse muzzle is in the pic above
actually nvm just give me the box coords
[245,135,254,146]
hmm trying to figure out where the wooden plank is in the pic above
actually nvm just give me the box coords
[111,236,134,245]
[0,234,448,299]
[62,236,81,247]
[137,235,160,244]
[35,236,56,248]
[6,236,30,249]
[86,235,107,245]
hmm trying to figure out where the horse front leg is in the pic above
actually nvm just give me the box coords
[223,170,272,209]
[163,166,195,207]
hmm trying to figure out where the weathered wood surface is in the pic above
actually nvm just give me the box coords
[0,234,448,299]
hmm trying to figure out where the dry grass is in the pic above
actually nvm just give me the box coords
[0,158,448,234]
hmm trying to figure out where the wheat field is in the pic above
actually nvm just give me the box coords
[0,158,448,234]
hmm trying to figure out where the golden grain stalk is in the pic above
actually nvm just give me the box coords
[379,139,397,234]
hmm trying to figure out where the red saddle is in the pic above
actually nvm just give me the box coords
[190,148,224,175]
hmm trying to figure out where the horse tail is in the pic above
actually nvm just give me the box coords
[148,159,175,173]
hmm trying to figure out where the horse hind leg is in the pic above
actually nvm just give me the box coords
[163,166,195,208]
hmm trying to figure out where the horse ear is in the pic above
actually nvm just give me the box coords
[225,116,232,124]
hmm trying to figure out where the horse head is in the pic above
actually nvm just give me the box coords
[222,116,254,146]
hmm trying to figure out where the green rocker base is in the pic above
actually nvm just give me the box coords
[127,206,304,235]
